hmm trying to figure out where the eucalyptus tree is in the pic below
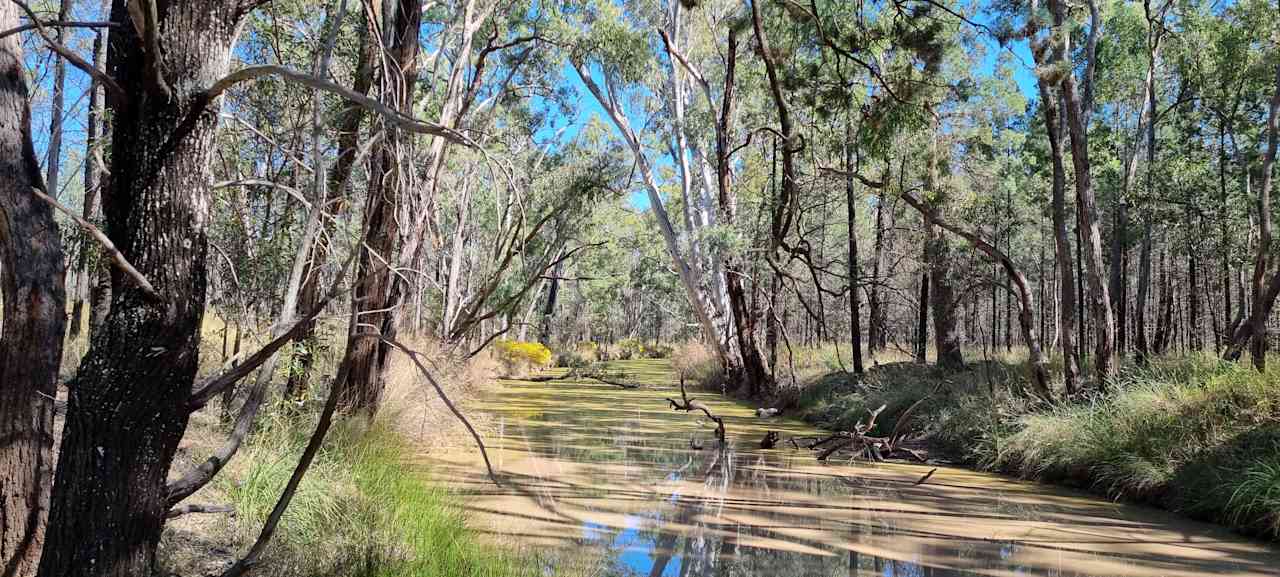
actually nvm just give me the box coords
[562,0,736,375]
[0,4,65,574]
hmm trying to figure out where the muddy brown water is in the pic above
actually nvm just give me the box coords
[423,360,1280,576]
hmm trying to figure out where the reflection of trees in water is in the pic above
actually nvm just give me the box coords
[496,387,982,577]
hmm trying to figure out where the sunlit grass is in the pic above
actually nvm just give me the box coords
[220,417,542,576]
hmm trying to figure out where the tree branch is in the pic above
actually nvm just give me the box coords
[382,337,501,485]
[8,0,127,100]
[30,185,161,301]
[203,65,479,146]
[0,19,118,41]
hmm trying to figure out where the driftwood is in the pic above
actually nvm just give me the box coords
[811,402,928,463]
[527,366,641,388]
[666,374,726,443]
[914,468,938,485]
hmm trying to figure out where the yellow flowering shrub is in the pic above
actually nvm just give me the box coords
[494,339,553,376]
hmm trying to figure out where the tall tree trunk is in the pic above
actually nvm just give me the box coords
[1135,4,1165,364]
[1230,61,1280,369]
[1219,121,1232,347]
[0,4,66,572]
[337,0,423,416]
[1051,0,1116,386]
[538,257,563,344]
[924,135,964,369]
[1155,248,1172,354]
[868,184,886,352]
[287,9,374,400]
[70,20,105,341]
[38,3,249,575]
[1030,20,1079,393]
[1188,209,1203,350]
[713,32,770,393]
[915,269,929,364]
[844,119,864,374]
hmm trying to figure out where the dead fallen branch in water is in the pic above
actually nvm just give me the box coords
[915,468,938,485]
[666,374,725,443]
[811,386,942,463]
[523,365,641,388]
[812,403,927,463]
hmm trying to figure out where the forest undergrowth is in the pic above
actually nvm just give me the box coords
[675,342,1280,540]
[128,320,569,577]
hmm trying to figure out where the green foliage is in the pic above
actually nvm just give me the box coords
[613,338,673,360]
[220,419,535,576]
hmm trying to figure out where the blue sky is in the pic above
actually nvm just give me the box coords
[24,2,1041,208]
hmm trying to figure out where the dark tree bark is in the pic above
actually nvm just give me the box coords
[915,269,929,364]
[1188,209,1203,350]
[38,2,259,575]
[0,4,66,573]
[844,119,864,374]
[710,32,769,393]
[539,258,563,344]
[868,183,887,352]
[337,0,423,416]
[1225,60,1280,369]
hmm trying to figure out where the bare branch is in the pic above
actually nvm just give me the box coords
[0,19,118,41]
[203,65,479,146]
[166,503,233,519]
[382,337,501,485]
[29,185,161,301]
[8,0,127,100]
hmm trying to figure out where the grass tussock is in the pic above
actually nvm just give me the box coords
[993,356,1280,538]
[681,342,1280,540]
[218,417,536,577]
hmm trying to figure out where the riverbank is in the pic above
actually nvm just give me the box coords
[734,348,1280,541]
[778,350,1280,545]
[157,332,547,577]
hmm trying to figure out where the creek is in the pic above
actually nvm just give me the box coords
[424,360,1279,576]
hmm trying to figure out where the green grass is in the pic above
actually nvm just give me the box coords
[741,349,1280,541]
[221,416,540,576]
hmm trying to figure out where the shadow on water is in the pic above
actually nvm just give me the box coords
[419,360,1280,577]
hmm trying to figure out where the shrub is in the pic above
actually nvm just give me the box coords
[615,338,644,360]
[553,342,601,368]
[671,341,726,391]
[614,338,674,361]
[493,339,553,376]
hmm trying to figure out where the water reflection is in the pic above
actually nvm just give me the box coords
[422,362,1279,577]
